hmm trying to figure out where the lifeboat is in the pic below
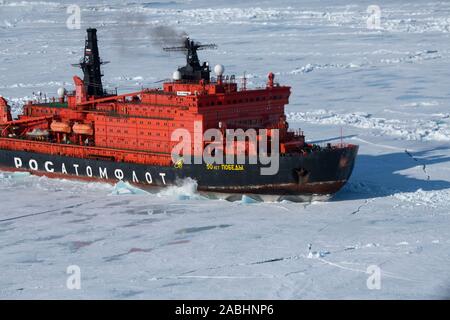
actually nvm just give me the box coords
[50,121,71,133]
[73,123,94,135]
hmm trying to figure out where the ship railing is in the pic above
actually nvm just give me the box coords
[142,88,177,96]
[103,89,118,96]
[315,142,357,150]
[210,76,237,84]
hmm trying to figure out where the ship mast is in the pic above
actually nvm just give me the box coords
[73,28,108,97]
[163,38,217,82]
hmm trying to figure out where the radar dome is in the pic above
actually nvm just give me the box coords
[57,87,66,98]
[172,70,182,81]
[214,64,225,76]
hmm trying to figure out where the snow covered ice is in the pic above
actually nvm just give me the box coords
[1,0,450,299]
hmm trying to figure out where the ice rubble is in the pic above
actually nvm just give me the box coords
[287,110,450,142]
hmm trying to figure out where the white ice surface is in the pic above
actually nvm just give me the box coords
[1,0,450,299]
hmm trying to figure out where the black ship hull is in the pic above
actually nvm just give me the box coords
[0,145,358,200]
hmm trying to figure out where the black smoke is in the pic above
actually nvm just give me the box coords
[149,25,188,48]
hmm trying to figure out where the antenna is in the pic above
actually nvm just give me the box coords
[163,38,217,52]
[163,37,216,67]
[163,37,217,82]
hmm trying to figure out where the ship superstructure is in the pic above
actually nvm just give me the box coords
[0,29,358,200]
